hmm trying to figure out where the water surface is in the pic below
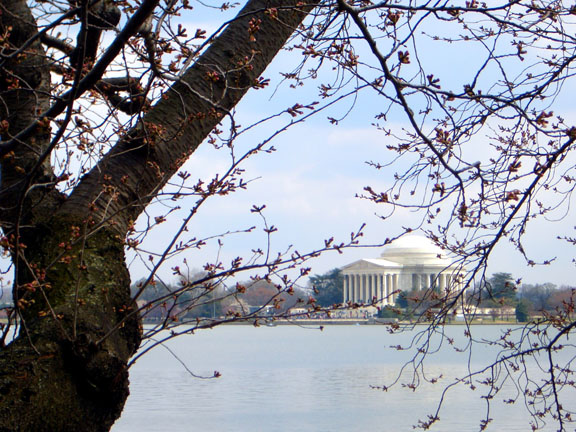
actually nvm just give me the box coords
[112,324,570,432]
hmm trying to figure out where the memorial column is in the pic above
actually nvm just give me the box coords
[367,274,372,302]
[392,273,399,303]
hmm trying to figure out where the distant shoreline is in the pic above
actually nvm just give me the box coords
[174,317,522,326]
[0,317,522,327]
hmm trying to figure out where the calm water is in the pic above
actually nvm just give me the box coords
[112,325,573,432]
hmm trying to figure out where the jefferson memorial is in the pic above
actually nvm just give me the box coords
[340,235,460,307]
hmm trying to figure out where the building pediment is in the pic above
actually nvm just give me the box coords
[341,258,401,272]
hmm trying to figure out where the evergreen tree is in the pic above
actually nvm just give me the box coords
[309,268,343,307]
[487,273,518,302]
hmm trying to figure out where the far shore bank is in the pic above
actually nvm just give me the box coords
[237,318,522,326]
[140,317,523,326]
[0,317,524,327]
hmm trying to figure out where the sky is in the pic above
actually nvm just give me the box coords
[120,1,576,289]
[2,1,575,300]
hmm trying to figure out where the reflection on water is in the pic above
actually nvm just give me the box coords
[112,325,570,432]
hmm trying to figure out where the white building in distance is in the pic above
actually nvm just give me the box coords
[340,235,460,307]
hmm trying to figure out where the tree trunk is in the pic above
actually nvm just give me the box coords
[0,0,317,430]
[0,220,140,432]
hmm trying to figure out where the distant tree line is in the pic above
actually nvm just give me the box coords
[132,274,308,322]
[388,272,575,322]
[130,267,346,323]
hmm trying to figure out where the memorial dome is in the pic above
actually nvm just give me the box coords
[380,235,449,266]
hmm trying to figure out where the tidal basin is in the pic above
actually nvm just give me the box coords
[112,325,568,432]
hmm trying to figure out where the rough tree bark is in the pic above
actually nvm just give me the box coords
[0,1,317,430]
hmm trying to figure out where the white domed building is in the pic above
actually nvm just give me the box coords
[340,235,461,306]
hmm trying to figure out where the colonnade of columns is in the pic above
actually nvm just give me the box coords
[411,273,452,291]
[343,273,399,306]
[343,272,454,306]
